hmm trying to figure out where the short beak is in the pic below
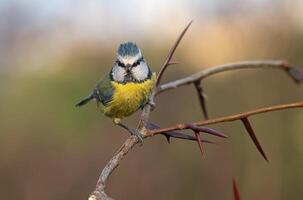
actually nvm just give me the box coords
[125,64,132,72]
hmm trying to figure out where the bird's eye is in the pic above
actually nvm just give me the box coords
[132,61,140,67]
[117,60,125,67]
[132,57,144,67]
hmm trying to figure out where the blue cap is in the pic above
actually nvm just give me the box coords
[118,42,140,57]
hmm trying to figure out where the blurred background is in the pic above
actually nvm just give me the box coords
[1,0,303,199]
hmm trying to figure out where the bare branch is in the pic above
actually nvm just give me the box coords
[89,136,138,200]
[149,101,303,135]
[137,21,193,133]
[157,60,303,94]
[155,21,192,86]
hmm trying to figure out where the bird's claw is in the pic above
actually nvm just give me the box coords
[131,129,144,144]
[116,122,144,144]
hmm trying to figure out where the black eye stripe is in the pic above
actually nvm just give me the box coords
[117,60,125,67]
[116,57,144,68]
[132,57,144,67]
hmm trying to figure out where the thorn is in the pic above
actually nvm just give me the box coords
[232,178,241,200]
[165,135,171,144]
[147,122,216,144]
[241,117,269,162]
[194,131,204,158]
[163,132,216,144]
[156,20,193,86]
[187,124,227,138]
[194,80,209,119]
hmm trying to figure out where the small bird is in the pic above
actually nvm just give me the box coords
[76,42,156,141]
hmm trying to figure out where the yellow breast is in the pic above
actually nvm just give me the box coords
[101,73,156,119]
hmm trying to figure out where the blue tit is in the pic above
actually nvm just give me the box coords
[76,42,156,140]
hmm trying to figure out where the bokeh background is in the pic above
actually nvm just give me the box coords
[1,0,303,199]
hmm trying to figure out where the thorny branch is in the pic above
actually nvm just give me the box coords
[157,60,303,94]
[155,20,193,87]
[149,101,303,135]
[88,22,303,200]
[148,101,303,162]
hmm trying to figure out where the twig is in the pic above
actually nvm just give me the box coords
[157,60,303,94]
[137,20,193,133]
[149,101,303,135]
[89,137,138,200]
[155,20,192,86]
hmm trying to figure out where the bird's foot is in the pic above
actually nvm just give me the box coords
[130,129,144,144]
[116,121,144,144]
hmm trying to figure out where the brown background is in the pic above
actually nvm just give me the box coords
[1,1,303,199]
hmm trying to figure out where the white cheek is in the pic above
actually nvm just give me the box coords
[131,62,149,81]
[112,65,126,82]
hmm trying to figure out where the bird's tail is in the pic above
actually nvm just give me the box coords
[75,93,94,107]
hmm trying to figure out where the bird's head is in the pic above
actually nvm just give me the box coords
[110,42,151,83]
